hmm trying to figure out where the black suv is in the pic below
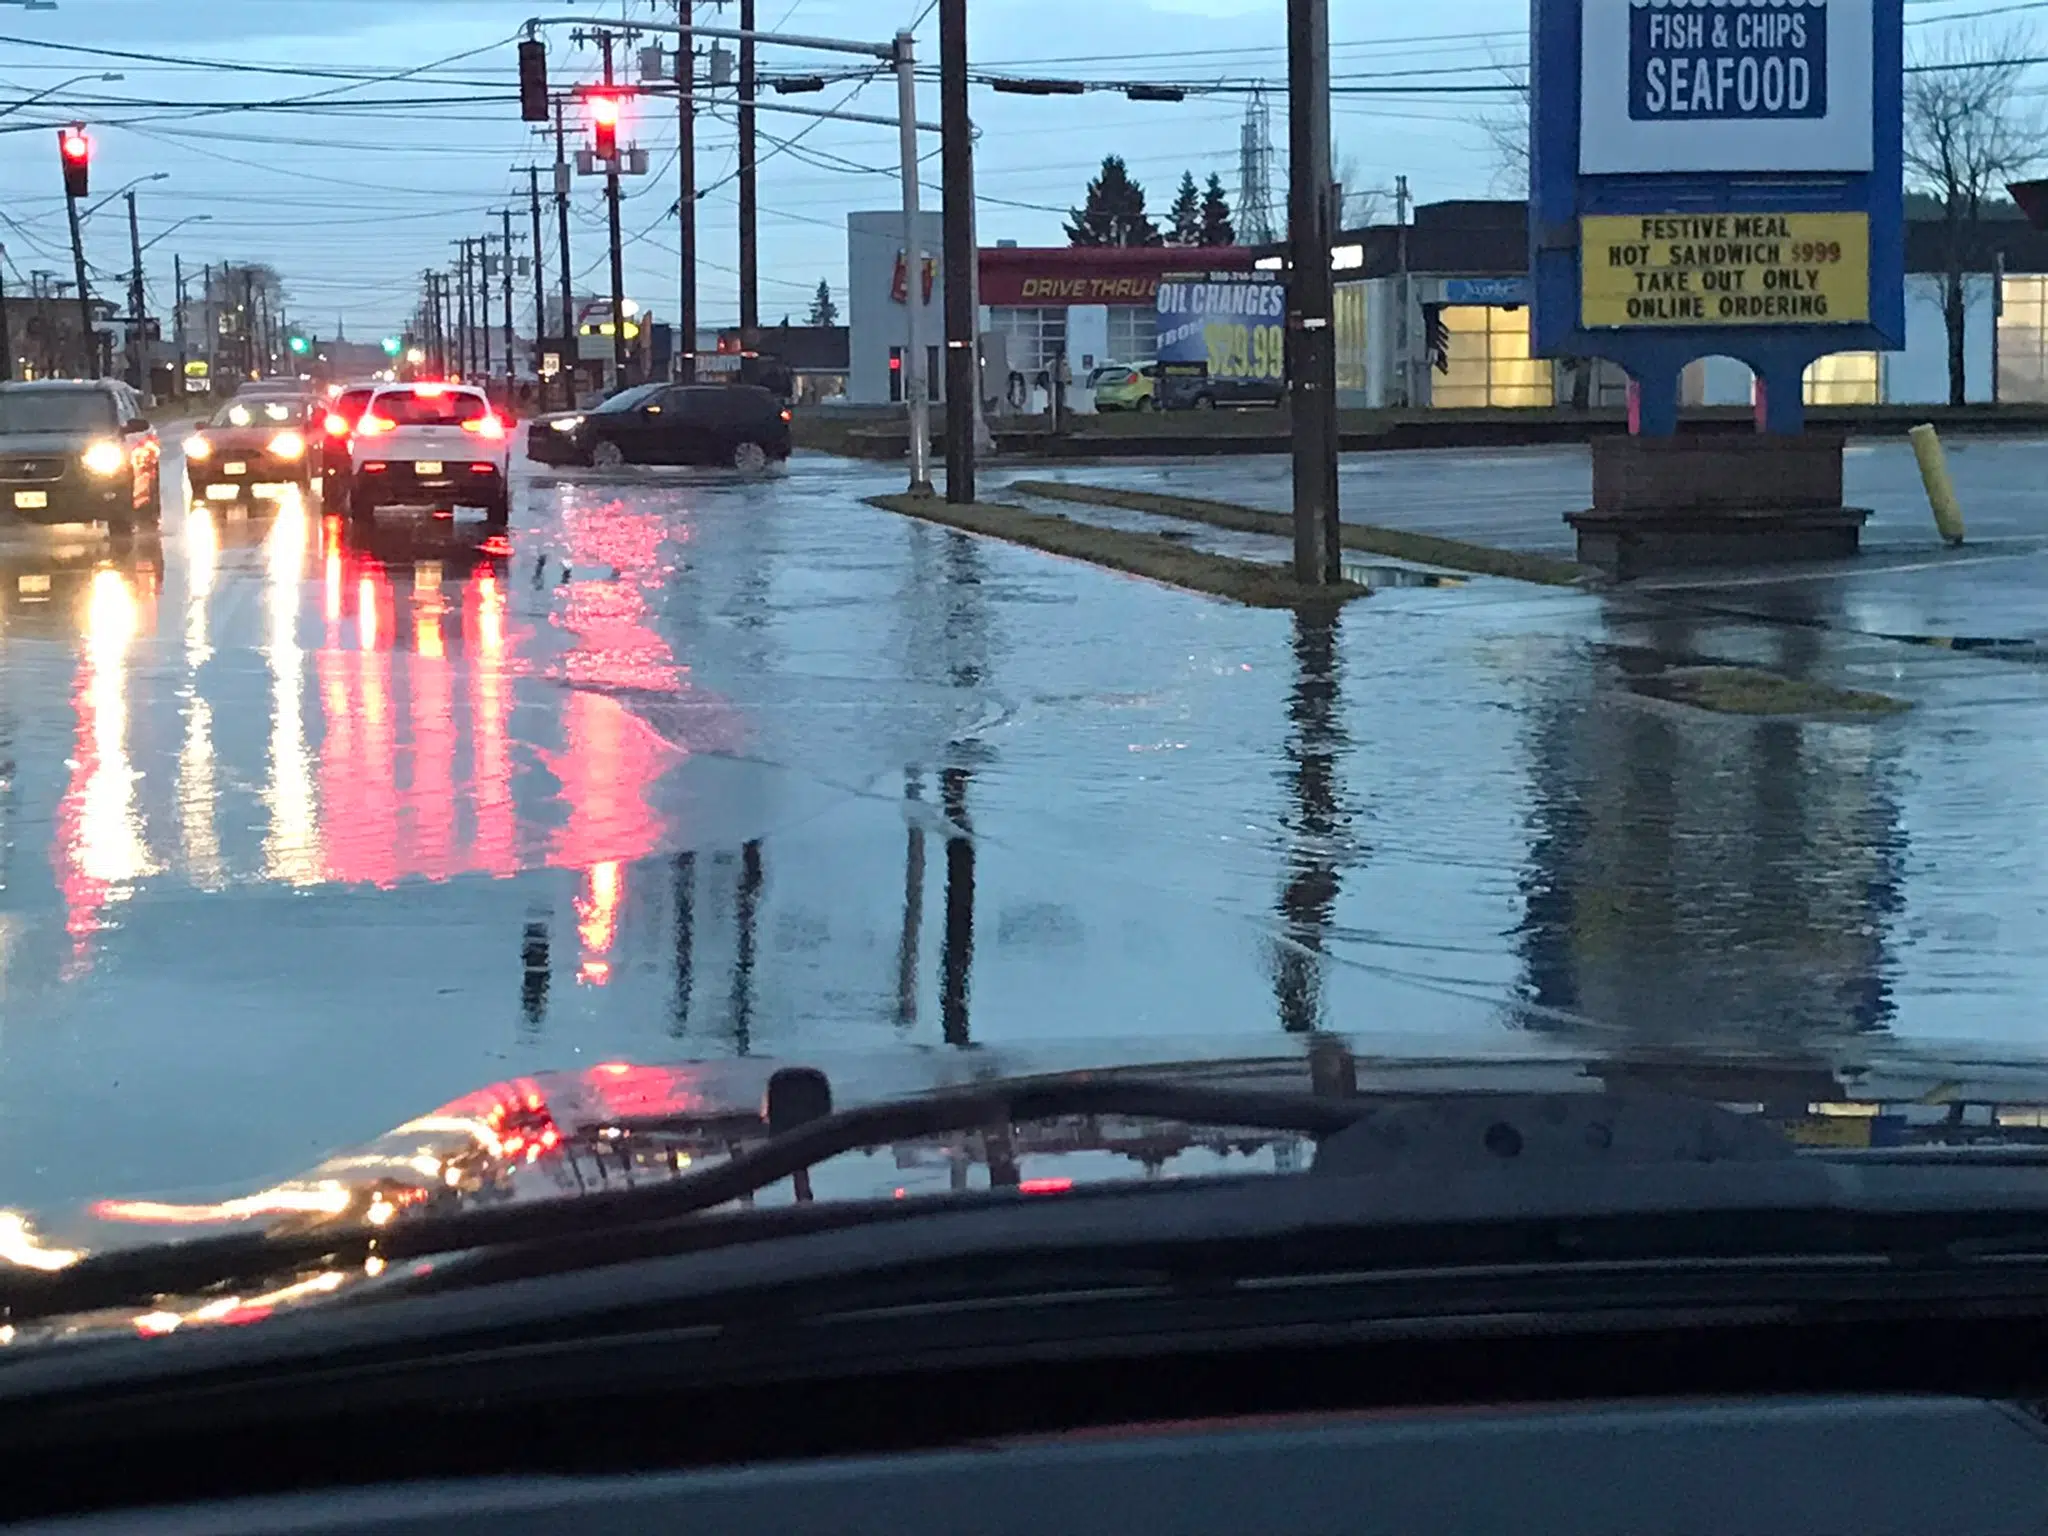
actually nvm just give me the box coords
[0,379,162,534]
[528,383,792,472]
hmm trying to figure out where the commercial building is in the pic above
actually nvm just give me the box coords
[845,210,1256,405]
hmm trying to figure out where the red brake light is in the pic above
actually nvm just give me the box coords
[415,383,447,398]
[779,408,791,422]
[1018,1178,1073,1195]
[357,415,396,436]
[1126,371,1141,384]
[323,412,349,436]
[461,413,506,439]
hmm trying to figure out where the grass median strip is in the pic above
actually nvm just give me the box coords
[866,492,1367,609]
[1633,665,1910,718]
[1008,479,1592,588]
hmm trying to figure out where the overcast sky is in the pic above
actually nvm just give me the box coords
[0,0,2015,338]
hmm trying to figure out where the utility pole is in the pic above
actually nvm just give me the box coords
[600,31,628,388]
[554,96,575,405]
[675,0,696,382]
[1285,0,1340,585]
[738,0,758,378]
[940,0,975,503]
[499,206,516,401]
[172,252,185,391]
[894,29,931,491]
[124,189,144,391]
[0,242,13,383]
[477,235,493,379]
[1395,174,1412,408]
[526,167,547,409]
[63,179,93,378]
[454,240,473,379]
[241,267,255,380]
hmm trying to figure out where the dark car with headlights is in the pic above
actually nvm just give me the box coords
[0,379,161,534]
[527,382,791,473]
[183,394,319,503]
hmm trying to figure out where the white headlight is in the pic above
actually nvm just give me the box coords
[80,440,125,477]
[550,415,583,433]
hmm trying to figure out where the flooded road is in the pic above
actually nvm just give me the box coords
[3,441,2047,1211]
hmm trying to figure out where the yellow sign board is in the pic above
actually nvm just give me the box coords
[1581,212,1869,328]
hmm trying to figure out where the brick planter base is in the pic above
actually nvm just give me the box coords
[1567,434,1869,579]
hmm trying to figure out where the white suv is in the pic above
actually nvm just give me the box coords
[345,384,510,525]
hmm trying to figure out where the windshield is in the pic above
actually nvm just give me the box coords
[592,382,663,413]
[209,398,305,428]
[0,391,114,434]
[0,1,2033,1353]
[369,388,489,425]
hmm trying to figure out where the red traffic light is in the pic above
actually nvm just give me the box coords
[58,123,89,198]
[589,93,620,161]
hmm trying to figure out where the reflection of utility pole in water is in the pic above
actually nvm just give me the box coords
[729,839,763,1054]
[940,766,975,1047]
[520,912,551,1029]
[1274,609,1348,1034]
[670,849,695,1036]
[896,769,925,1030]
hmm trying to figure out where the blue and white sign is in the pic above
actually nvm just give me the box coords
[1443,276,1531,306]
[1581,0,1872,175]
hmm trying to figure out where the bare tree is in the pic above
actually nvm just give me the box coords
[1331,147,1383,229]
[1477,58,1530,197]
[1905,27,2041,405]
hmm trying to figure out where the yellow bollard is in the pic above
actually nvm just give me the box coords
[1909,423,1966,546]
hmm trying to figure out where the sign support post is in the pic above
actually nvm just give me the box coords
[1532,0,1905,573]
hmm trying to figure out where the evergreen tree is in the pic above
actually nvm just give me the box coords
[1198,174,1235,245]
[806,279,838,326]
[1064,155,1163,247]
[1166,171,1202,245]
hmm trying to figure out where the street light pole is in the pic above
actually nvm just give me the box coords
[895,29,930,492]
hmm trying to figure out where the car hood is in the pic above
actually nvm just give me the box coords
[10,1033,2048,1343]
[0,432,105,457]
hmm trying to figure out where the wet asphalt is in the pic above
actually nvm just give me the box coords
[6,434,2048,1210]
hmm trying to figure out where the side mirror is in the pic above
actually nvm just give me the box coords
[125,417,150,434]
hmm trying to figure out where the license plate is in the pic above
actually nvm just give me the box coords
[12,490,47,509]
[18,573,50,594]
[415,461,442,477]
[205,484,239,501]
[224,462,247,476]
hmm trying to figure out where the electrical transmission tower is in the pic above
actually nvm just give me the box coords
[1237,88,1277,245]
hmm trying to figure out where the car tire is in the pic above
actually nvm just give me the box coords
[731,439,769,474]
[1135,395,1153,412]
[1194,394,1216,410]
[347,485,376,522]
[483,488,510,527]
[591,440,625,469]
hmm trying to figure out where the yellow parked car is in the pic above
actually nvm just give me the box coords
[1089,361,1157,412]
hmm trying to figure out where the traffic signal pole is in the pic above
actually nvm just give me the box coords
[553,97,575,403]
[64,186,92,378]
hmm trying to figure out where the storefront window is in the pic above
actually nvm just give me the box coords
[1335,282,1367,397]
[989,307,1068,375]
[1431,304,1553,409]
[1803,351,1879,405]
[1105,307,1156,364]
[1998,275,2048,402]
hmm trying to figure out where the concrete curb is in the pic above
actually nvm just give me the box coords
[1007,480,1595,589]
[863,492,1368,610]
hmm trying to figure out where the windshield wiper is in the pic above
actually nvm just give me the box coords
[0,1079,1368,1326]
